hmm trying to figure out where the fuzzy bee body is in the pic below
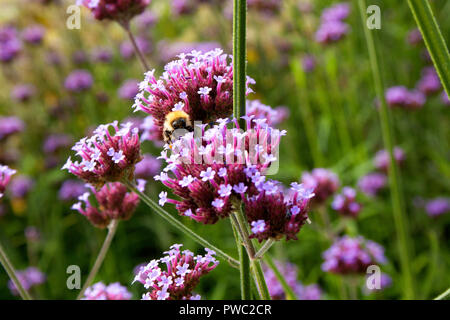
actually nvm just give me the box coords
[163,110,194,143]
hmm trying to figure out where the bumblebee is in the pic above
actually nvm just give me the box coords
[163,110,194,143]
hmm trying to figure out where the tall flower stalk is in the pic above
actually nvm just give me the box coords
[357,0,414,299]
[77,220,119,299]
[119,22,150,72]
[0,242,32,300]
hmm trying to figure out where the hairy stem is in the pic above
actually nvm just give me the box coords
[0,242,32,300]
[231,216,252,300]
[77,219,119,300]
[233,0,247,128]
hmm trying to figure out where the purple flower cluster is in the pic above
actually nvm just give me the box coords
[373,147,405,173]
[77,0,151,23]
[0,165,16,199]
[331,187,361,218]
[425,197,450,218]
[0,26,22,63]
[92,47,113,63]
[22,24,46,45]
[59,179,87,201]
[357,173,387,197]
[0,116,25,141]
[157,41,221,63]
[9,175,34,198]
[71,182,141,228]
[8,267,46,296]
[82,282,132,300]
[385,86,425,109]
[322,236,387,275]
[43,134,72,154]
[135,154,161,179]
[11,84,36,102]
[246,100,289,127]
[263,261,322,300]
[133,49,254,139]
[301,168,340,205]
[120,36,151,60]
[315,2,350,44]
[134,244,218,300]
[63,121,142,187]
[407,28,422,46]
[64,70,94,93]
[139,115,162,145]
[118,79,139,100]
[416,67,442,96]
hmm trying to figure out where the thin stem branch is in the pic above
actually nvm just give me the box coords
[123,180,239,269]
[0,242,32,300]
[120,22,150,72]
[263,254,298,300]
[254,240,274,259]
[233,0,247,127]
[231,217,251,300]
[233,211,255,259]
[358,0,415,299]
[77,219,119,300]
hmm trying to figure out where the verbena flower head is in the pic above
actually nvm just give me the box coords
[374,147,405,172]
[9,175,34,198]
[59,179,87,201]
[8,267,46,296]
[321,2,350,22]
[134,244,218,300]
[315,20,349,44]
[157,41,221,63]
[301,168,339,205]
[11,84,36,102]
[0,116,25,141]
[357,172,387,197]
[263,260,322,300]
[385,86,425,109]
[322,236,387,275]
[331,187,361,218]
[21,24,46,45]
[82,282,132,300]
[0,26,22,63]
[155,118,286,224]
[71,181,141,228]
[246,100,288,127]
[0,165,16,199]
[64,69,93,93]
[133,49,254,138]
[77,0,151,23]
[63,121,142,188]
[425,197,450,218]
[416,67,442,96]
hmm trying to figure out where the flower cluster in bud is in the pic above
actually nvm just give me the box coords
[63,121,142,188]
[134,244,218,300]
[77,0,151,23]
[156,117,285,224]
[82,282,132,300]
[133,49,254,139]
[331,187,361,218]
[357,173,387,197]
[373,147,405,173]
[322,236,387,275]
[315,2,350,44]
[0,165,16,199]
[8,267,46,296]
[301,168,340,206]
[385,86,425,109]
[263,260,322,300]
[71,181,142,228]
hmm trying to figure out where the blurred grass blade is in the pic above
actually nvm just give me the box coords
[357,0,415,299]
[408,0,450,96]
[435,287,450,300]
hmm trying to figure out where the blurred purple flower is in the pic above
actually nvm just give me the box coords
[416,67,442,96]
[25,226,41,242]
[385,86,426,109]
[92,47,113,63]
[315,20,349,44]
[320,2,350,22]
[119,36,151,60]
[135,154,161,179]
[0,26,22,63]
[11,84,36,102]
[8,267,46,296]
[9,175,34,198]
[331,186,362,218]
[374,147,405,173]
[72,50,89,65]
[358,173,387,197]
[425,197,450,218]
[118,79,139,100]
[43,134,72,154]
[301,55,316,73]
[441,91,450,106]
[407,28,422,46]
[0,116,25,141]
[301,168,340,205]
[0,165,16,199]
[59,180,87,201]
[64,70,93,92]
[82,282,132,300]
[22,24,46,45]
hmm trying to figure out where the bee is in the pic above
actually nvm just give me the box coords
[163,110,194,144]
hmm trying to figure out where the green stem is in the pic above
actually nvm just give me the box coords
[358,0,414,299]
[264,254,298,300]
[233,0,247,127]
[123,180,239,268]
[77,219,119,300]
[231,216,251,300]
[408,0,450,96]
[254,239,274,259]
[435,287,450,300]
[120,22,150,72]
[0,242,32,300]
[250,259,271,300]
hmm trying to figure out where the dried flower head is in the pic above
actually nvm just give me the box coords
[322,236,387,275]
[71,181,141,228]
[82,282,132,300]
[133,49,254,139]
[134,244,218,300]
[63,121,142,188]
